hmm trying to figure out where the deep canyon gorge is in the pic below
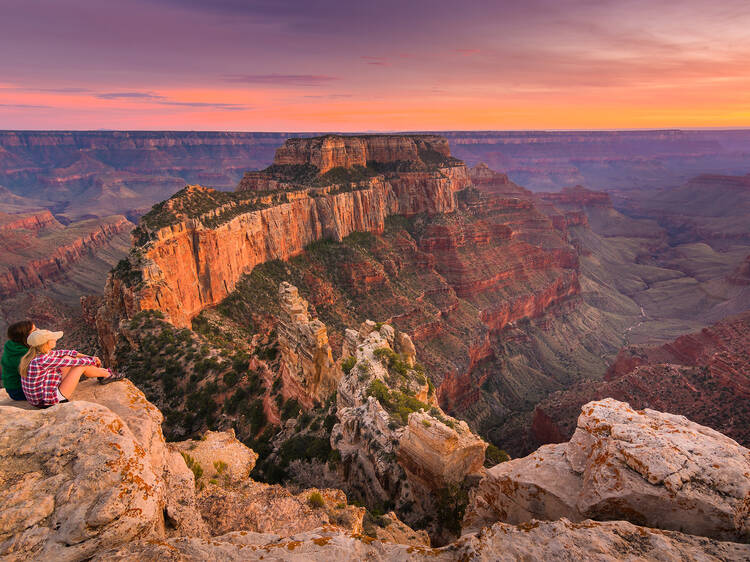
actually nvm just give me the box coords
[1,130,750,559]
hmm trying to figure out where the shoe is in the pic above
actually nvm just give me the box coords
[98,369,127,385]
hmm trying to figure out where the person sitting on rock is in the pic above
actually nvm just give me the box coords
[19,329,125,407]
[1,320,35,401]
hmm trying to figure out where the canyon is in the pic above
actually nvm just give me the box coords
[0,209,133,344]
[531,311,750,448]
[3,130,750,557]
[95,134,750,465]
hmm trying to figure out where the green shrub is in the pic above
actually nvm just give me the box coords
[308,492,325,509]
[223,371,239,386]
[213,460,228,474]
[180,452,204,485]
[281,398,301,421]
[342,356,357,375]
[373,347,411,377]
[484,444,510,467]
[367,380,429,426]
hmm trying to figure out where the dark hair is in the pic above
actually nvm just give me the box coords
[7,320,34,346]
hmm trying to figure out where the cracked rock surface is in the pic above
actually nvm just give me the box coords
[464,398,750,542]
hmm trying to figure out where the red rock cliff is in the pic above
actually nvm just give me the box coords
[98,136,470,361]
[272,135,452,174]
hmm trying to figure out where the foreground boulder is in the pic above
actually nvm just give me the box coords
[95,518,750,561]
[0,400,163,560]
[464,398,750,542]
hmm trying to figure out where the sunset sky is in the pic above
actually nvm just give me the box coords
[2,0,750,131]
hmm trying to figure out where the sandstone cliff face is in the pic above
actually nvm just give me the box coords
[98,138,470,361]
[272,135,452,174]
[465,398,750,543]
[277,282,341,407]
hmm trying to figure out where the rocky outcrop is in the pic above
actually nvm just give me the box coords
[95,518,750,561]
[277,282,341,407]
[465,398,750,543]
[270,135,453,174]
[0,379,203,560]
[172,430,258,488]
[3,373,750,560]
[397,411,486,489]
[0,399,163,561]
[0,213,133,299]
[195,483,363,538]
[98,142,470,356]
[0,378,421,560]
[333,320,486,541]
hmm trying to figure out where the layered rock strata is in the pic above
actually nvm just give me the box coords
[269,134,453,174]
[0,212,133,299]
[464,398,750,543]
[98,135,470,362]
[531,311,750,447]
[277,282,341,406]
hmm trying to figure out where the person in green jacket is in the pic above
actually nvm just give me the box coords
[1,320,35,401]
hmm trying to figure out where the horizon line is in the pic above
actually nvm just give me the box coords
[2,127,750,134]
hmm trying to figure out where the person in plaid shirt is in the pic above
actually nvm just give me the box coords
[19,329,125,407]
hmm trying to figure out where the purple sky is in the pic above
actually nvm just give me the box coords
[1,0,750,130]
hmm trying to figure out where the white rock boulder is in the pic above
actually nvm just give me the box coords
[464,398,750,542]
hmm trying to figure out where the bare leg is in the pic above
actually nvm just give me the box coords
[58,365,110,399]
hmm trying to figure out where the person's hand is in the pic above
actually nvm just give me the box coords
[94,356,102,367]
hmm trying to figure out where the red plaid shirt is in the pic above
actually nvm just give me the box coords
[21,350,96,407]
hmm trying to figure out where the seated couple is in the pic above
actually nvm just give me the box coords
[1,320,124,407]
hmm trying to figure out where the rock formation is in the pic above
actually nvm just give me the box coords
[464,398,750,543]
[332,320,486,541]
[536,185,613,208]
[2,376,750,560]
[729,254,750,285]
[268,134,453,175]
[94,518,750,561]
[0,378,420,560]
[277,282,341,406]
[97,135,471,358]
[172,430,258,487]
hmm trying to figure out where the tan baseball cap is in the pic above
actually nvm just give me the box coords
[27,329,64,347]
